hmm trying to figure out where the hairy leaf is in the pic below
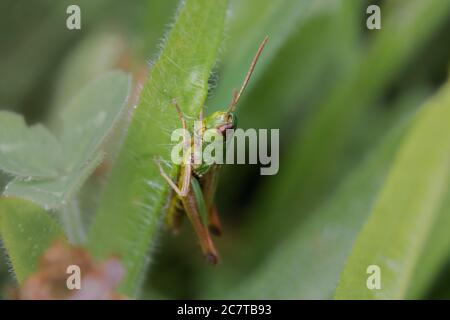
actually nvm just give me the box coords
[87,0,228,297]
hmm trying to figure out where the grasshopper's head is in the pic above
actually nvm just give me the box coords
[204,111,237,137]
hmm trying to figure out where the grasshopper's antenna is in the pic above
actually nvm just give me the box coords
[227,36,269,114]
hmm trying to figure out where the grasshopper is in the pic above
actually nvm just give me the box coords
[156,36,268,264]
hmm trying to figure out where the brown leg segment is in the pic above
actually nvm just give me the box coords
[200,165,223,236]
[181,186,219,264]
[207,205,223,236]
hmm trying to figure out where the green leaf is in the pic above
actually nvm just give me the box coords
[139,0,180,56]
[241,0,450,263]
[50,32,127,114]
[285,0,450,208]
[4,153,104,210]
[0,0,111,114]
[0,111,62,179]
[408,185,450,298]
[4,71,131,210]
[213,111,411,299]
[87,0,228,298]
[230,0,354,130]
[0,197,65,283]
[209,0,314,111]
[216,0,362,212]
[335,80,450,299]
[59,70,131,172]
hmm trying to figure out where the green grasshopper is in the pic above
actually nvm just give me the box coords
[156,36,268,264]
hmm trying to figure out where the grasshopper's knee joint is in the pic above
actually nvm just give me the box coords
[209,225,222,237]
[206,253,219,265]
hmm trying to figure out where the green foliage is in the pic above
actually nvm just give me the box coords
[0,112,62,179]
[210,108,413,299]
[0,0,112,117]
[209,0,314,111]
[0,197,65,283]
[50,33,128,113]
[239,0,450,268]
[216,0,361,221]
[87,0,228,297]
[335,81,450,299]
[1,0,450,300]
[408,187,450,298]
[3,71,131,209]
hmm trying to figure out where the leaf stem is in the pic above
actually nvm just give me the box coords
[61,200,86,245]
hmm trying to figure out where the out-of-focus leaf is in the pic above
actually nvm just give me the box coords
[87,0,228,298]
[408,185,450,299]
[4,71,131,210]
[233,4,346,130]
[426,265,450,299]
[216,0,362,213]
[208,0,315,111]
[335,80,450,299]
[0,111,62,179]
[0,197,65,284]
[4,153,103,211]
[0,0,110,116]
[211,0,360,127]
[58,70,131,172]
[243,0,450,263]
[50,33,127,113]
[208,110,412,299]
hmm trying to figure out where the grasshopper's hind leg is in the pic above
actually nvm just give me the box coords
[207,205,223,236]
[199,165,223,236]
[157,162,219,264]
[181,186,219,265]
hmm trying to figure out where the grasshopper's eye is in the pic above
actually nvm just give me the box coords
[228,113,237,129]
[232,113,238,128]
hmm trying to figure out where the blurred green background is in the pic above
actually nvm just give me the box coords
[1,0,450,299]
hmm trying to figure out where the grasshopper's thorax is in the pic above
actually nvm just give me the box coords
[191,111,237,178]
